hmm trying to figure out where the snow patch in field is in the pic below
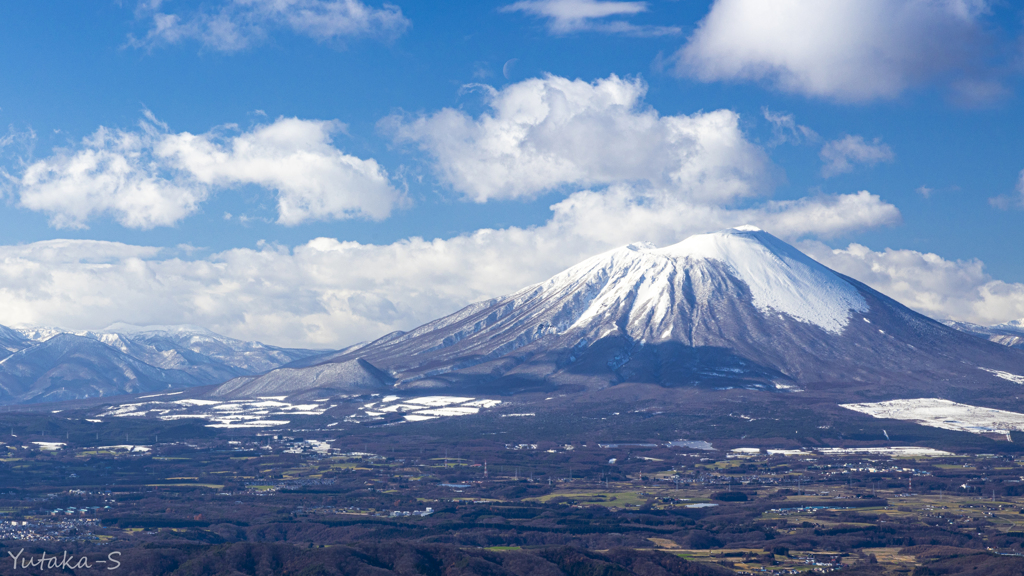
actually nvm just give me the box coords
[98,397,330,428]
[817,446,953,457]
[347,395,502,423]
[404,414,438,422]
[403,396,474,407]
[32,442,65,451]
[98,445,151,452]
[412,407,480,417]
[139,391,183,399]
[840,398,1024,436]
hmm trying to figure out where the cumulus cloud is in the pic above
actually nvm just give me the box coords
[674,0,994,102]
[384,74,773,203]
[819,135,894,178]
[501,0,680,36]
[805,241,1024,326]
[129,0,410,51]
[0,184,900,348]
[15,114,402,229]
[18,124,209,230]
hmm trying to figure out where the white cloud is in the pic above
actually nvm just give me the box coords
[674,0,993,102]
[762,107,817,146]
[18,125,209,229]
[0,184,900,348]
[384,73,774,203]
[992,170,1024,209]
[15,114,402,229]
[501,0,680,36]
[804,241,1024,326]
[819,135,894,178]
[129,0,411,51]
[547,187,900,247]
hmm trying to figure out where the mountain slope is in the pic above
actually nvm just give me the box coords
[0,334,204,403]
[215,227,1024,400]
[0,324,325,404]
[0,325,30,360]
[95,323,322,376]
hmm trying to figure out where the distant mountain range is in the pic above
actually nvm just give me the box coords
[211,227,1024,405]
[4,227,1024,409]
[0,324,322,404]
[944,320,1024,350]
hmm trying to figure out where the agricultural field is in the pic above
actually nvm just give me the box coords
[0,410,1020,574]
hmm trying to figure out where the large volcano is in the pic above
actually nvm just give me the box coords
[214,227,1024,401]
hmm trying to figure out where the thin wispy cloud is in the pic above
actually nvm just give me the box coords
[820,135,895,178]
[990,170,1024,209]
[762,107,818,146]
[501,0,680,36]
[128,0,411,52]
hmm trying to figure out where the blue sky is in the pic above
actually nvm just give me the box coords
[1,0,1023,347]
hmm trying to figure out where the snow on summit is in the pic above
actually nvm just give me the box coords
[537,226,868,337]
[662,226,868,334]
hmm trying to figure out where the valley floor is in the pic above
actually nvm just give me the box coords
[3,397,1024,574]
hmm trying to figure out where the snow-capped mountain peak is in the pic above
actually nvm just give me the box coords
[660,227,868,334]
[536,226,868,337]
[215,226,1024,399]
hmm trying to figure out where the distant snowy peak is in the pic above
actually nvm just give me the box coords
[0,321,326,404]
[17,327,71,342]
[534,226,867,336]
[995,319,1024,332]
[946,319,1024,350]
[101,322,217,338]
